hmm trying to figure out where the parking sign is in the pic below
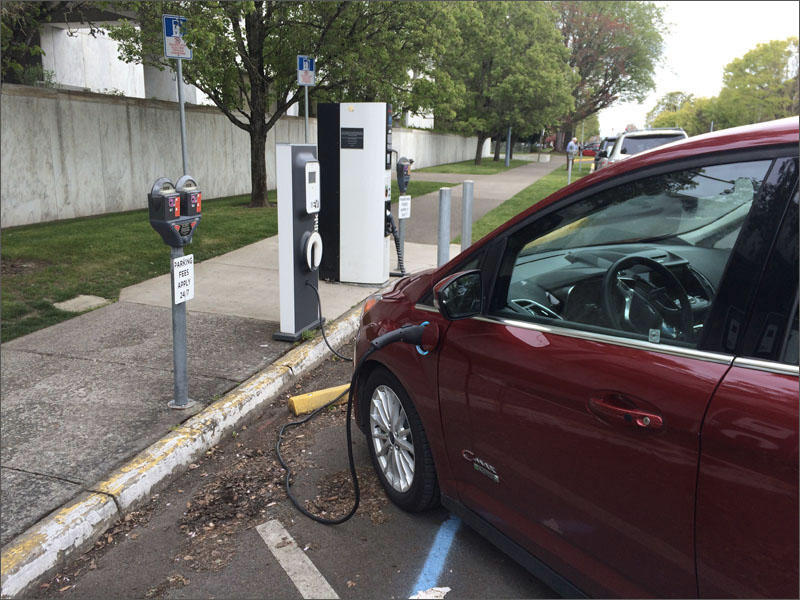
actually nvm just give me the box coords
[163,15,192,60]
[297,55,315,86]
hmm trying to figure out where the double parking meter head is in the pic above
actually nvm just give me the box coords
[148,177,201,247]
[396,156,414,194]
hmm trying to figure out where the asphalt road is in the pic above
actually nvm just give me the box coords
[34,346,556,600]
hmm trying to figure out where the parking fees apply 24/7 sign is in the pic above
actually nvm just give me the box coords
[163,15,192,60]
[173,254,194,304]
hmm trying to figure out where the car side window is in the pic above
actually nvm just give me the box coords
[489,159,774,349]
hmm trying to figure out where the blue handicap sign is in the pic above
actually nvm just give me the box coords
[297,55,315,72]
[163,15,187,38]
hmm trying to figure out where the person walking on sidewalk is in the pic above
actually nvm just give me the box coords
[566,137,579,167]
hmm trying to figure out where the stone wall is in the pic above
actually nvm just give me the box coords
[1,85,488,227]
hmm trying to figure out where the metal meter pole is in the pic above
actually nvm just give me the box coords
[304,86,309,143]
[461,180,474,253]
[169,245,192,409]
[437,187,451,267]
[176,58,189,175]
[505,126,511,167]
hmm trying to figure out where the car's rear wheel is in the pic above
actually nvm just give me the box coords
[363,366,439,512]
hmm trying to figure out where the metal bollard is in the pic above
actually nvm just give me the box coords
[437,187,451,267]
[461,180,474,253]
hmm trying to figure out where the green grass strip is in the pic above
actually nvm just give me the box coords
[467,165,589,244]
[1,181,452,342]
[416,158,531,175]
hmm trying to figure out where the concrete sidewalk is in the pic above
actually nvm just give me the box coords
[0,155,564,596]
[390,154,567,245]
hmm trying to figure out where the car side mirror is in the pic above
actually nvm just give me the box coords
[598,149,608,158]
[433,270,483,320]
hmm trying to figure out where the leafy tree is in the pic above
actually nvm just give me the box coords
[651,38,799,135]
[575,111,599,140]
[553,1,667,145]
[715,37,799,127]
[651,96,719,135]
[433,2,573,164]
[109,1,445,207]
[645,91,694,127]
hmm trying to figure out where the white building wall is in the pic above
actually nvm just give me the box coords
[40,25,145,97]
[40,24,212,105]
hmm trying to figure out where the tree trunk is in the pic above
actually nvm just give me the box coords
[474,133,487,165]
[249,125,269,207]
[509,133,516,160]
[493,135,501,161]
[555,130,566,152]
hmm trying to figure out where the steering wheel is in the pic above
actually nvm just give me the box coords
[601,255,693,341]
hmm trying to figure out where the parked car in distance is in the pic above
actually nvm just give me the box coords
[598,127,688,170]
[354,118,798,598]
[580,141,600,157]
[594,135,617,170]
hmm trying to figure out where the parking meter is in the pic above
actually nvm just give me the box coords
[396,156,414,194]
[148,177,201,247]
[176,175,202,218]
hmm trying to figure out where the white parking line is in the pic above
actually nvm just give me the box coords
[256,519,339,599]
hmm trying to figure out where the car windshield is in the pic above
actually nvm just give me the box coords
[620,134,685,155]
[522,159,772,255]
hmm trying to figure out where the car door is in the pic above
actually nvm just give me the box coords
[437,152,797,597]
[695,186,798,598]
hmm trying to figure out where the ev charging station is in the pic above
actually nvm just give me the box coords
[318,102,393,285]
[274,144,324,341]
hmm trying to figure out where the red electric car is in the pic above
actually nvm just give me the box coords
[354,118,799,598]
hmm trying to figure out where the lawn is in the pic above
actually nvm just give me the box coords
[466,164,589,244]
[1,180,451,341]
[416,158,532,175]
[391,180,453,203]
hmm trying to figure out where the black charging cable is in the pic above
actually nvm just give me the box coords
[386,211,407,277]
[276,294,430,524]
[276,356,363,524]
[304,281,353,362]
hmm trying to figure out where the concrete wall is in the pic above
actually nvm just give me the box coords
[0,85,488,227]
[394,127,486,169]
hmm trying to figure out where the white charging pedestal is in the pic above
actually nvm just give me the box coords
[274,143,324,341]
[317,102,392,285]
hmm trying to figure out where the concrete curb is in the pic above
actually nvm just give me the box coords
[0,304,363,598]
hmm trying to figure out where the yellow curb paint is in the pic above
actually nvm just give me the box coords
[289,384,350,415]
[0,303,365,597]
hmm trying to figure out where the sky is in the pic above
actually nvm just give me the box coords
[598,1,800,137]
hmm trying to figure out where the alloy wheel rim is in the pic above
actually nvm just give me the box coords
[369,384,415,492]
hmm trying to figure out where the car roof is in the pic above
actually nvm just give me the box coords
[618,128,686,138]
[449,118,799,274]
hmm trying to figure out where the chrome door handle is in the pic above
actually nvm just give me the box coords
[589,397,664,430]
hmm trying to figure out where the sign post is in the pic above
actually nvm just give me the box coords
[297,55,315,143]
[163,14,192,176]
[163,15,196,409]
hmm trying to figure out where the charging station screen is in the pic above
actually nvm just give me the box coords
[308,171,316,184]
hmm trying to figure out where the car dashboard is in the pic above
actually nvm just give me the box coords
[504,244,721,343]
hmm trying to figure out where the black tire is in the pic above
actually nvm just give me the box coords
[362,366,439,512]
